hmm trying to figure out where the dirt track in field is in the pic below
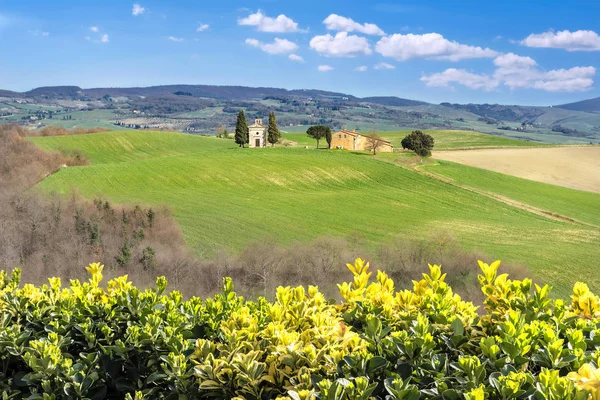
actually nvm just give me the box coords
[433,146,600,193]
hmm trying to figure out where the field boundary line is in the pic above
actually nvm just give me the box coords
[432,144,599,152]
[411,164,600,228]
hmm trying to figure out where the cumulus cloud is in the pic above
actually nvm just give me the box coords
[132,3,146,16]
[309,32,371,57]
[318,65,334,72]
[493,52,537,68]
[90,26,99,32]
[422,52,596,92]
[374,62,395,70]
[168,36,184,42]
[245,38,298,54]
[323,14,384,36]
[197,24,209,32]
[288,53,304,62]
[100,34,109,43]
[238,10,299,33]
[355,65,368,72]
[500,65,595,92]
[421,69,498,91]
[521,29,600,51]
[376,33,498,61]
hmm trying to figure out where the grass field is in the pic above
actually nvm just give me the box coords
[38,110,122,130]
[30,130,600,296]
[421,160,600,226]
[282,129,547,149]
[434,147,600,194]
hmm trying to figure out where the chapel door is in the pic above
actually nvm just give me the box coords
[256,138,260,147]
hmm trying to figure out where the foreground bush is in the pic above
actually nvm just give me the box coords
[0,259,599,399]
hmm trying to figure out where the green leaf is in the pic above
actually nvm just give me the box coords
[145,372,167,385]
[451,318,464,336]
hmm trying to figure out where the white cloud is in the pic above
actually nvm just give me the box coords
[355,65,368,72]
[493,52,537,68]
[238,10,299,33]
[288,53,304,62]
[100,34,109,43]
[421,68,498,91]
[323,14,384,36]
[197,24,209,32]
[374,62,395,70]
[30,30,49,37]
[422,53,596,92]
[245,38,298,54]
[376,33,498,61]
[318,65,334,72]
[521,30,600,51]
[499,65,595,92]
[309,32,371,57]
[168,36,184,42]
[132,3,146,16]
[90,26,99,32]
[530,77,595,92]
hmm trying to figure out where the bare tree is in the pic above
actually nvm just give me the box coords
[365,133,385,155]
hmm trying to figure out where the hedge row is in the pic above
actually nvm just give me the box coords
[1,259,599,399]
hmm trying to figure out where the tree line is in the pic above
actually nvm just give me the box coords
[230,110,435,157]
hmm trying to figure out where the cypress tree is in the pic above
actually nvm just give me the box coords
[235,110,249,148]
[267,111,280,147]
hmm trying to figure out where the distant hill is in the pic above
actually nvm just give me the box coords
[440,103,545,122]
[556,97,600,112]
[0,89,19,97]
[5,84,431,105]
[3,84,600,142]
[25,86,84,98]
[13,84,362,102]
[360,96,427,107]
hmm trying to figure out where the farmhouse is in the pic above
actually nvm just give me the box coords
[330,129,393,152]
[248,118,267,148]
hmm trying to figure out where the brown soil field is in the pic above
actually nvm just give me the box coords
[433,146,600,193]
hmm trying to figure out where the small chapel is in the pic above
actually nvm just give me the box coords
[248,118,267,148]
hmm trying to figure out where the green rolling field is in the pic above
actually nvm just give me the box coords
[29,130,600,296]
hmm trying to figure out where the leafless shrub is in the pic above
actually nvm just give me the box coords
[26,126,110,137]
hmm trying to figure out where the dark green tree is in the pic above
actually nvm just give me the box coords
[306,125,332,149]
[267,111,280,147]
[325,127,333,148]
[115,239,132,267]
[401,130,435,157]
[235,110,249,148]
[140,246,157,271]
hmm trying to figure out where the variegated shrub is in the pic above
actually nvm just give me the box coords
[0,259,599,399]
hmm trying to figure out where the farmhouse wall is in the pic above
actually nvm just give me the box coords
[331,129,394,152]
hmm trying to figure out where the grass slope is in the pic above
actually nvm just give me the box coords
[283,129,546,149]
[421,160,600,226]
[30,130,599,295]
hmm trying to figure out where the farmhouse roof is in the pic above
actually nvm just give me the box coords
[335,129,393,145]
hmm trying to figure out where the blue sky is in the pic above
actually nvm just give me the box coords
[1,0,599,105]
